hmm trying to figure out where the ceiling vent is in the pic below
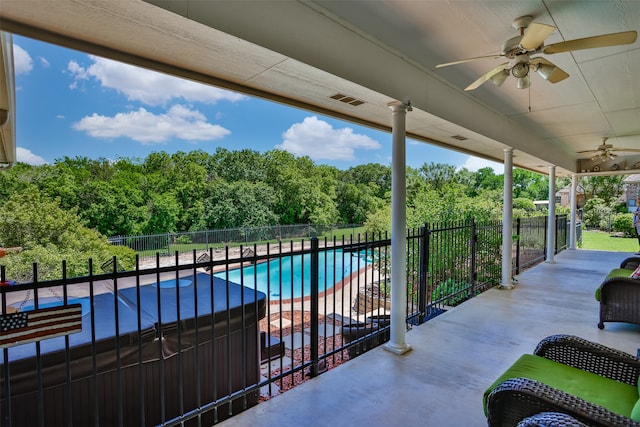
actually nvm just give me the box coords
[450,135,468,141]
[330,93,364,106]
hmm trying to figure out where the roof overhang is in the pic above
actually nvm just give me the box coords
[1,1,637,177]
[0,31,15,170]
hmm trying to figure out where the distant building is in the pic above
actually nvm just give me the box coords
[623,174,640,212]
[554,185,584,208]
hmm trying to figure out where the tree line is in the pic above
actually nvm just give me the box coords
[8,147,630,281]
[0,148,563,237]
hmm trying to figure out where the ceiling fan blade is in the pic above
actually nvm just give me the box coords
[543,31,637,54]
[577,149,599,154]
[612,148,640,153]
[520,22,555,50]
[436,54,502,68]
[530,57,569,83]
[464,63,510,91]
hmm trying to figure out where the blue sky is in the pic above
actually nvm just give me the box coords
[12,35,502,172]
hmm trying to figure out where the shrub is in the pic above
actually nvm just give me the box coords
[431,279,470,306]
[582,198,612,230]
[512,197,536,212]
[176,234,192,244]
[612,213,635,237]
[613,201,629,214]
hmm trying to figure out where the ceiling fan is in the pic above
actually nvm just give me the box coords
[578,137,640,162]
[436,16,637,91]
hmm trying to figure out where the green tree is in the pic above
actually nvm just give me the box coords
[211,147,266,182]
[196,180,279,229]
[142,192,181,234]
[470,166,502,195]
[336,182,383,224]
[341,163,391,200]
[83,180,147,236]
[262,150,340,225]
[579,175,625,205]
[364,205,391,235]
[0,163,37,205]
[0,189,135,282]
[513,169,548,200]
[419,162,460,193]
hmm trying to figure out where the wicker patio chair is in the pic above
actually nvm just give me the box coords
[596,256,640,329]
[485,334,640,427]
[620,256,640,270]
[516,412,589,427]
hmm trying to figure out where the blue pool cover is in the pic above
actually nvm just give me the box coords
[2,273,266,363]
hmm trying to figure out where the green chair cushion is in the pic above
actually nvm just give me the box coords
[595,268,636,301]
[632,398,640,421]
[483,354,638,418]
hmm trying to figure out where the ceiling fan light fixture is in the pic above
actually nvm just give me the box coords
[535,63,556,81]
[511,62,529,78]
[516,75,530,89]
[490,70,509,86]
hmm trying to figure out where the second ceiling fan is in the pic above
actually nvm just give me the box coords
[436,16,637,91]
[578,137,640,162]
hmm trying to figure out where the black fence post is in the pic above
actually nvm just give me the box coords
[418,224,429,324]
[309,237,319,377]
[553,215,560,255]
[543,215,548,258]
[469,219,477,293]
[515,217,521,275]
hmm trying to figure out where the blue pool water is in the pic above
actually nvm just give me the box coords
[214,249,370,300]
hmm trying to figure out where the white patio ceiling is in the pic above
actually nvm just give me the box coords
[1,1,639,177]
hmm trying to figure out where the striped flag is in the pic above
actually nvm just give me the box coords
[0,304,82,348]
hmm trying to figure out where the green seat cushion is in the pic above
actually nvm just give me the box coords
[633,399,640,421]
[606,268,634,279]
[596,268,636,301]
[483,354,638,418]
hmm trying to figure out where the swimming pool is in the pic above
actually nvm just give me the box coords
[214,249,370,300]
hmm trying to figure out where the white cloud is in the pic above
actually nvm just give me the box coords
[459,156,503,173]
[17,147,47,165]
[277,116,381,161]
[13,45,33,75]
[72,104,231,144]
[67,56,246,106]
[38,57,50,68]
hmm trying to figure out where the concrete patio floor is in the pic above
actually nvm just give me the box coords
[220,249,640,427]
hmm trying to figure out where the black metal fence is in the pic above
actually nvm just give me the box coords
[0,216,568,426]
[108,224,362,259]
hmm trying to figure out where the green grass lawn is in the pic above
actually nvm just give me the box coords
[581,230,639,253]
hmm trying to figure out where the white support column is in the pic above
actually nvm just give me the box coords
[501,148,514,289]
[546,165,557,263]
[384,101,411,355]
[569,174,577,250]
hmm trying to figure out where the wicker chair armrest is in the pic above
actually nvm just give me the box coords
[534,334,640,385]
[620,256,640,270]
[516,412,589,427]
[600,277,640,298]
[486,377,640,427]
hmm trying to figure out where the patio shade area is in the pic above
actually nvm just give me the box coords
[221,249,640,427]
